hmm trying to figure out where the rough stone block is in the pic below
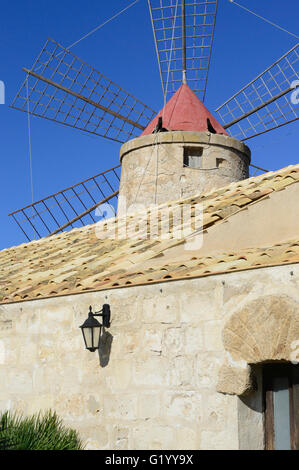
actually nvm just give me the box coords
[168,355,196,388]
[134,357,170,387]
[132,424,177,450]
[204,320,223,351]
[163,391,202,422]
[162,327,185,356]
[217,364,255,396]
[103,394,138,420]
[142,295,178,324]
[138,392,161,419]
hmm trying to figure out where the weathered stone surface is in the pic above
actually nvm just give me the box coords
[222,295,299,363]
[118,131,250,215]
[217,294,299,396]
[134,356,170,387]
[138,392,161,419]
[83,425,109,450]
[132,424,177,450]
[0,340,5,365]
[237,368,264,450]
[163,391,202,422]
[103,394,138,420]
[0,265,297,450]
[142,295,178,324]
[217,364,255,396]
[200,429,238,450]
[168,355,196,388]
[162,327,185,357]
[0,320,12,330]
[112,425,129,450]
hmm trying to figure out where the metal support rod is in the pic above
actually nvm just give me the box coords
[202,0,219,102]
[249,163,269,173]
[182,0,187,84]
[8,164,121,216]
[148,0,166,98]
[223,84,298,129]
[23,68,145,131]
[47,190,119,237]
[53,194,73,227]
[242,116,299,141]
[217,42,299,110]
[11,214,31,242]
[21,209,41,239]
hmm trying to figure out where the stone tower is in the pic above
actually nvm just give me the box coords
[117,84,251,216]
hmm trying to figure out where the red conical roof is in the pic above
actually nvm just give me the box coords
[141,83,228,136]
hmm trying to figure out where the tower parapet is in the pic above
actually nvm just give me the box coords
[117,130,250,216]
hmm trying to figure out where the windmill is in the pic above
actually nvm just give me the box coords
[9,0,299,242]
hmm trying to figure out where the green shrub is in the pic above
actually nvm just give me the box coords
[0,410,84,450]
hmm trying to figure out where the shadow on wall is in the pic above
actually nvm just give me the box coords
[98,330,113,367]
[239,364,263,413]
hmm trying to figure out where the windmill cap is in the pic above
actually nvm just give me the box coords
[141,84,229,136]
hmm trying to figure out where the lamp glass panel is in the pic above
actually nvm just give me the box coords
[83,327,93,349]
[92,326,101,350]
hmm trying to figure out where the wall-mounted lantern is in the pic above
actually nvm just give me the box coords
[80,304,111,352]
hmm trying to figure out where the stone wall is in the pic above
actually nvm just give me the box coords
[117,131,251,216]
[0,263,298,450]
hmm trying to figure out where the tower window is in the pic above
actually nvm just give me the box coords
[183,147,203,169]
[216,157,228,168]
[263,363,299,450]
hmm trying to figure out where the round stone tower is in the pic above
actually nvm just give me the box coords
[117,84,251,216]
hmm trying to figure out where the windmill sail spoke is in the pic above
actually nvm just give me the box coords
[11,38,157,144]
[8,165,121,242]
[148,0,219,101]
[215,43,299,141]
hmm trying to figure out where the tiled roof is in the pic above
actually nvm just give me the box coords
[1,164,298,304]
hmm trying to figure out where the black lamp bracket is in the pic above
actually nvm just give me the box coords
[88,304,111,328]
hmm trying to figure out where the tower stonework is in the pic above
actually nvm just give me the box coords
[117,131,251,216]
[117,84,251,216]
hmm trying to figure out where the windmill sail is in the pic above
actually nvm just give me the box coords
[148,0,219,102]
[9,165,121,242]
[11,38,157,144]
[215,43,299,141]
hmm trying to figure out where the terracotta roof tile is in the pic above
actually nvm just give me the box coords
[0,163,298,304]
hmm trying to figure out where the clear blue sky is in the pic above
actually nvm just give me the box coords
[0,0,298,249]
